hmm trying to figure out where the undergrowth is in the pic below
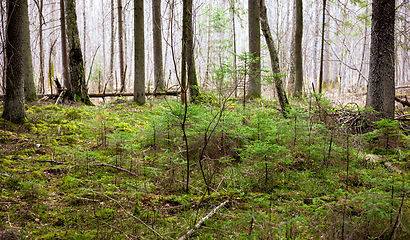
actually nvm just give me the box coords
[0,96,409,239]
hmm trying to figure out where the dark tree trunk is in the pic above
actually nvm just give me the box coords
[109,0,115,91]
[134,0,145,104]
[65,0,92,105]
[3,0,27,123]
[60,0,70,93]
[153,0,165,92]
[366,0,396,119]
[318,0,326,93]
[181,0,187,103]
[22,0,37,101]
[185,0,199,101]
[294,0,303,98]
[248,0,261,99]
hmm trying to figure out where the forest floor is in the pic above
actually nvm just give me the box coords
[0,94,409,239]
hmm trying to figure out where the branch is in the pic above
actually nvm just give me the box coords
[178,200,229,240]
[91,163,139,178]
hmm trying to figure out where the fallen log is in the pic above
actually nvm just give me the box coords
[395,96,410,108]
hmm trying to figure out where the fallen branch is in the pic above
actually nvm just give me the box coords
[91,163,139,178]
[395,96,410,108]
[178,200,229,240]
[36,159,65,165]
[91,190,164,239]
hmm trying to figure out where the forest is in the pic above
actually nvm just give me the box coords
[0,0,410,239]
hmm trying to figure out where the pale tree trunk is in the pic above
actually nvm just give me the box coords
[101,0,105,90]
[366,0,395,119]
[248,0,261,99]
[318,0,326,93]
[288,0,296,95]
[3,0,26,123]
[259,0,289,117]
[38,0,45,94]
[185,0,200,101]
[134,0,145,104]
[118,0,125,92]
[60,0,70,93]
[293,0,303,97]
[65,0,92,105]
[22,0,37,101]
[153,0,165,92]
[110,0,115,91]
[313,0,320,85]
[231,0,238,98]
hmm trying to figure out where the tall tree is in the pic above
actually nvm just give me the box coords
[65,0,92,105]
[318,0,326,93]
[3,0,27,123]
[60,0,70,92]
[185,0,200,100]
[22,0,37,101]
[293,0,303,97]
[38,0,45,94]
[118,0,125,92]
[366,0,396,119]
[109,0,115,91]
[134,0,145,104]
[153,0,165,92]
[259,0,289,117]
[248,0,261,99]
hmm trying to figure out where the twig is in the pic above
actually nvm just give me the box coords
[178,200,229,240]
[91,190,164,239]
[36,159,65,165]
[91,163,139,178]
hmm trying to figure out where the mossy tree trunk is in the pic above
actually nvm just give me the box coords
[3,0,27,124]
[259,0,289,117]
[22,0,37,101]
[65,0,92,105]
[185,0,200,101]
[248,0,261,99]
[134,0,146,104]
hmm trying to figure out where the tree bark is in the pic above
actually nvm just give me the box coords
[153,0,165,92]
[248,0,261,99]
[288,0,296,95]
[259,0,289,117]
[109,0,115,91]
[318,0,326,93]
[38,0,45,94]
[22,0,37,101]
[293,0,303,98]
[134,0,145,104]
[118,0,125,92]
[3,0,27,123]
[60,0,70,93]
[65,0,92,105]
[185,0,200,101]
[181,0,187,103]
[366,0,396,119]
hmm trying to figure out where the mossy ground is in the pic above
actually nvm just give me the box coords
[0,96,409,239]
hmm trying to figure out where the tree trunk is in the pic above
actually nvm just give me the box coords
[60,0,70,93]
[3,0,27,123]
[83,0,87,76]
[366,0,395,119]
[109,0,115,91]
[185,0,200,101]
[22,0,37,101]
[231,0,238,98]
[293,0,303,98]
[134,0,145,104]
[65,0,92,105]
[118,0,125,92]
[181,0,187,103]
[248,0,261,99]
[288,0,296,95]
[153,0,165,92]
[38,0,45,94]
[259,0,289,117]
[318,0,326,93]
